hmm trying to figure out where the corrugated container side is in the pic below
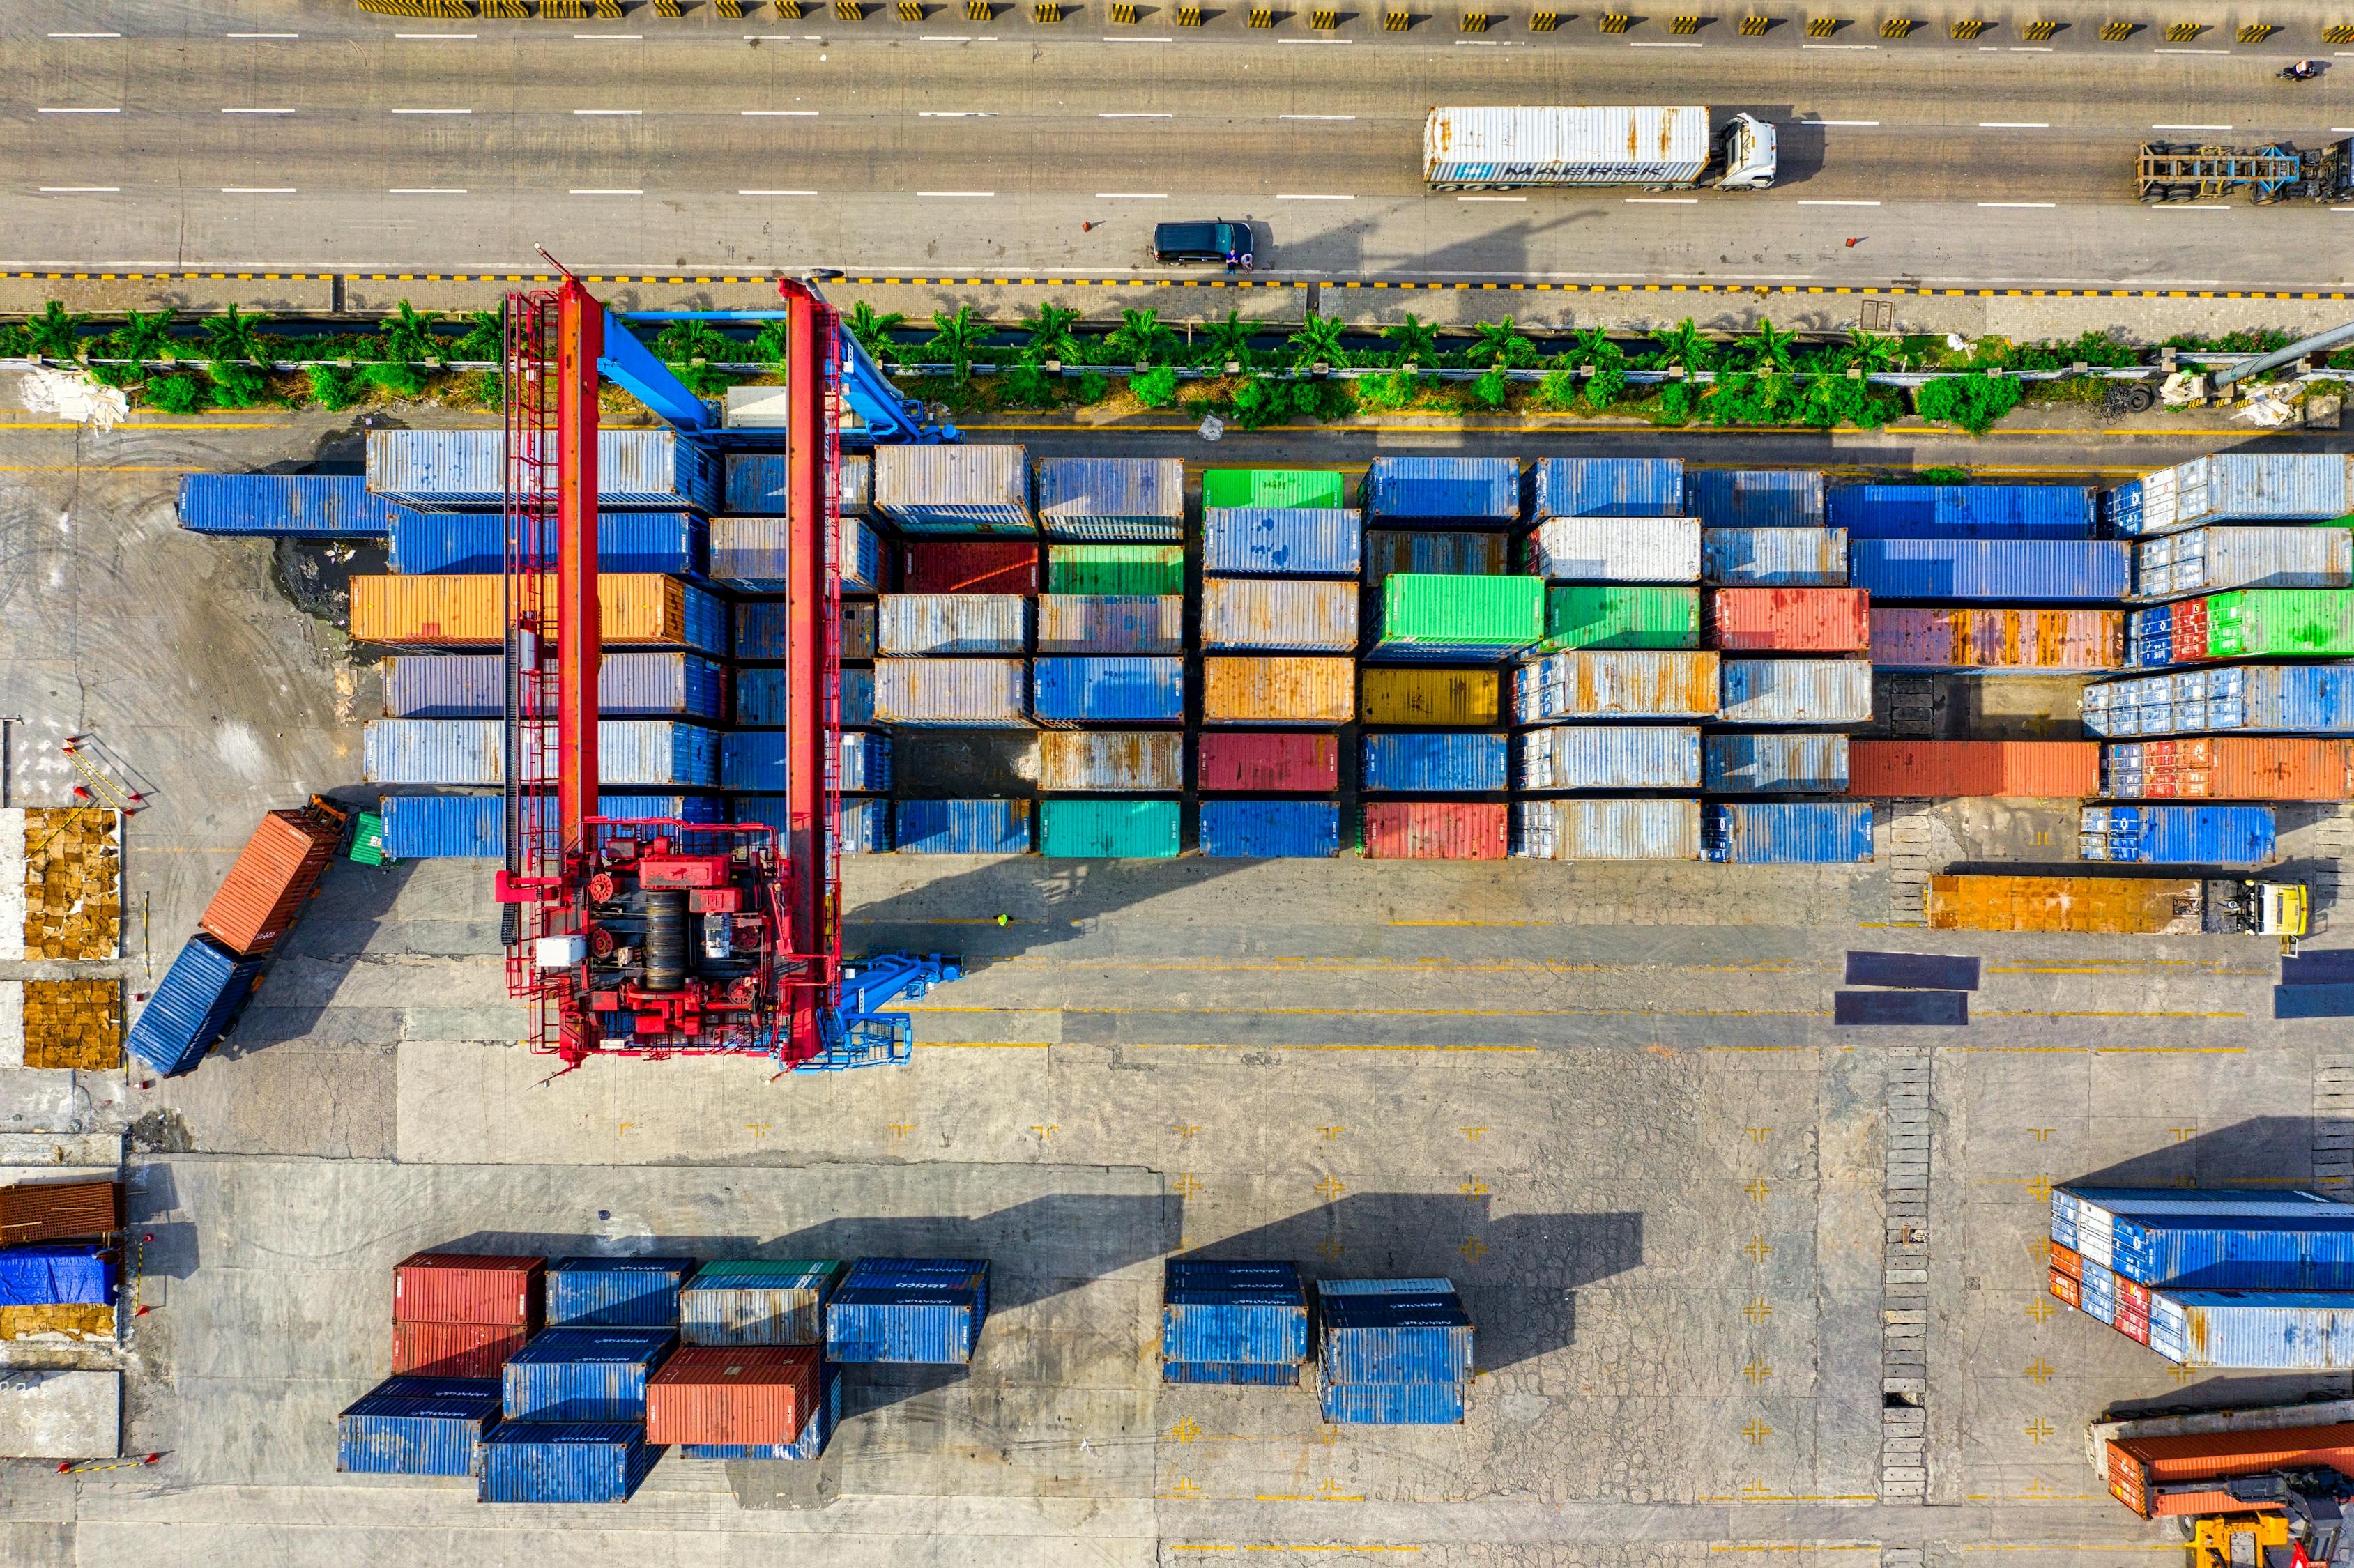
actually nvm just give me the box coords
[1201,578,1359,652]
[1364,530,1511,583]
[1359,801,1508,859]
[1869,608,2123,671]
[1319,1289,1476,1382]
[1034,595,1183,655]
[1510,799,1704,860]
[381,794,719,859]
[709,515,885,593]
[351,574,724,652]
[501,1328,677,1422]
[1849,740,2100,798]
[368,428,720,511]
[1037,731,1184,792]
[1523,518,1702,583]
[1423,104,1709,185]
[894,799,1033,854]
[876,594,1031,656]
[2148,1291,2354,1369]
[2134,526,2354,600]
[1716,659,1873,725]
[678,1261,843,1347]
[1320,1378,1468,1425]
[644,1345,820,1446]
[387,510,704,577]
[545,1258,698,1329]
[2101,737,2354,801]
[336,1381,502,1477]
[874,660,1030,727]
[1926,873,2206,935]
[1531,456,1686,519]
[725,453,790,514]
[2082,666,2354,737]
[390,1321,527,1381]
[385,652,725,719]
[364,718,721,787]
[1039,797,1183,858]
[477,1424,659,1505]
[1708,589,1871,652]
[2208,589,2354,659]
[1538,585,1702,652]
[1512,650,1722,723]
[1375,574,1545,659]
[1828,484,2096,538]
[1045,543,1184,597]
[1035,456,1186,539]
[2111,452,2354,535]
[1197,800,1343,858]
[1359,668,1500,727]
[1366,457,1521,523]
[681,1363,843,1460]
[1702,527,1849,586]
[1196,732,1340,791]
[1202,509,1363,578]
[739,666,876,728]
[901,541,1039,594]
[178,472,413,537]
[1163,1264,1310,1364]
[825,1286,986,1364]
[1202,657,1354,725]
[198,804,343,958]
[1849,539,2132,602]
[2079,804,2277,866]
[1165,1360,1304,1386]
[1032,656,1186,725]
[1704,802,1874,863]
[393,1254,545,1328]
[1200,468,1347,511]
[1361,732,1508,793]
[1686,469,1826,530]
[123,936,263,1077]
[874,445,1036,534]
[1515,726,1702,791]
[1704,733,1850,794]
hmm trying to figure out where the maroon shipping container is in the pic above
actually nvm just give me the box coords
[1709,588,1870,653]
[1361,801,1508,860]
[1197,732,1340,793]
[645,1345,820,1445]
[900,541,1039,595]
[198,801,346,958]
[391,1319,528,1380]
[392,1252,545,1328]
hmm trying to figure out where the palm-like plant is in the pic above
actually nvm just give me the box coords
[1382,312,1440,367]
[201,304,268,364]
[1471,318,1538,369]
[844,302,907,364]
[26,301,91,360]
[107,307,179,364]
[454,308,503,364]
[1739,318,1799,373]
[653,319,732,364]
[1106,307,1175,367]
[1018,303,1082,364]
[1651,318,1713,376]
[1843,328,1902,376]
[1563,325,1620,367]
[926,305,989,379]
[1202,309,1256,370]
[379,300,445,363]
[1287,316,1346,369]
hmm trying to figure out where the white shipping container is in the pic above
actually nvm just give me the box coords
[1513,650,1722,723]
[1034,595,1184,654]
[1524,517,1702,583]
[1037,731,1185,792]
[2134,526,2354,599]
[1717,659,1873,725]
[873,659,1030,726]
[1511,799,1703,860]
[876,594,1031,656]
[875,445,1035,534]
[1424,106,1709,186]
[1200,578,1359,652]
[1515,725,1703,790]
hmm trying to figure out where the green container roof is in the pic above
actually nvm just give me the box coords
[2206,588,2354,659]
[1540,586,1701,652]
[1040,797,1182,859]
[1379,573,1544,646]
[1047,544,1184,596]
[1201,469,1347,510]
[689,1259,843,1279]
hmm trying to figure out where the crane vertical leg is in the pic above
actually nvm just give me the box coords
[556,280,603,846]
[781,286,841,1063]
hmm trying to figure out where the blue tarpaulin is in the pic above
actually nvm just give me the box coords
[0,1245,116,1306]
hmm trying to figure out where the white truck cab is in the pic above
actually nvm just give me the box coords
[1717,113,1778,190]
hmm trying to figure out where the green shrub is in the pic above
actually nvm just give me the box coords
[206,359,273,408]
[1359,368,1421,412]
[307,365,362,410]
[1536,370,1581,410]
[1131,365,1180,408]
[1915,371,2022,433]
[144,374,208,414]
[360,360,428,399]
[1918,465,1971,483]
[1653,381,1693,425]
[1076,370,1110,403]
[1582,360,1625,409]
[1293,378,1356,422]
[1469,369,1511,410]
[1229,378,1292,429]
[1002,362,1055,405]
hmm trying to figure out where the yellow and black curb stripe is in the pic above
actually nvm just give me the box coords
[3,268,2348,302]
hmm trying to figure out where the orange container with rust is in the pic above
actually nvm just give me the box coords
[2106,1422,2354,1518]
[2048,1268,2081,1309]
[644,1346,820,1445]
[391,1320,528,1380]
[349,573,719,649]
[2048,1240,2083,1281]
[1849,740,2100,799]
[199,801,346,958]
[1707,587,1871,652]
[1202,656,1354,725]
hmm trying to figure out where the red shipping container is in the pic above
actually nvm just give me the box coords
[2106,1423,2354,1519]
[2172,597,2208,664]
[392,1252,545,1328]
[2114,1305,2150,1344]
[2048,1240,2083,1281]
[1849,740,2099,799]
[1361,801,1507,861]
[900,541,1039,595]
[392,1319,527,1379]
[198,802,346,958]
[1197,732,1339,793]
[1708,588,1870,652]
[2116,1276,2150,1311]
[645,1346,820,1445]
[2118,737,2354,801]
[2048,1268,2080,1309]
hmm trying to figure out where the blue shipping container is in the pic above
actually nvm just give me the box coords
[1828,484,2095,538]
[386,511,705,576]
[1702,527,1849,587]
[723,732,891,793]
[827,1259,989,1365]
[731,797,889,852]
[1197,799,1343,859]
[177,472,415,537]
[1686,469,1826,530]
[895,799,1032,855]
[1531,456,1686,519]
[682,1363,843,1460]
[1704,802,1873,863]
[546,1257,701,1328]
[2108,453,2354,535]
[2082,666,2354,737]
[1163,1259,1310,1367]
[384,652,726,720]
[1849,539,2131,602]
[1032,656,1186,725]
[736,666,876,728]
[708,514,886,592]
[0,1245,116,1307]
[1320,1378,1467,1425]
[1704,733,1850,794]
[125,935,263,1077]
[2079,805,2277,865]
[2127,604,2174,669]
[1361,732,1508,793]
[477,1422,662,1504]
[1202,508,1364,578]
[2148,1288,2354,1369]
[1317,1282,1474,1385]
[724,454,792,514]
[2101,1212,2354,1291]
[380,794,721,859]
[1366,456,1521,524]
[337,1377,502,1477]
[502,1328,676,1422]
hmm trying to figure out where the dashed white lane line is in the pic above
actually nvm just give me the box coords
[1278,192,1355,199]
[743,109,819,116]
[1979,201,2058,208]
[38,186,120,193]
[36,107,120,114]
[1798,199,1881,206]
[390,187,468,194]
[1096,191,1168,198]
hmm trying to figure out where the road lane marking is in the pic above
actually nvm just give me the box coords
[38,187,119,193]
[1278,192,1354,199]
[743,109,819,115]
[1096,192,1169,197]
[1627,197,1699,203]
[220,187,296,193]
[740,189,819,195]
[37,107,120,114]
[1798,199,1879,206]
[391,109,472,114]
[1980,201,2057,208]
[1978,121,2048,128]
[1458,195,1527,201]
[390,187,468,194]
[918,190,996,196]
[2153,123,2233,130]
[1101,112,1175,118]
[570,187,644,194]
[575,109,643,115]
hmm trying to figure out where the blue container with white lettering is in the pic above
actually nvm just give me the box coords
[178,472,415,537]
[1360,732,1508,793]
[1197,799,1342,859]
[895,800,1032,855]
[477,1422,663,1504]
[337,1376,503,1476]
[826,1259,989,1365]
[546,1258,700,1329]
[502,1328,678,1422]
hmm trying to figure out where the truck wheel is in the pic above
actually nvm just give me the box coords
[2126,383,2157,413]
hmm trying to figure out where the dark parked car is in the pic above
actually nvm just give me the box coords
[1153,220,1254,270]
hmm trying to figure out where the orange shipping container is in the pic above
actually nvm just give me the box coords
[391,1320,528,1380]
[198,802,345,958]
[349,574,714,648]
[2106,1422,2354,1518]
[1361,801,1508,860]
[1927,873,2203,935]
[1202,656,1354,725]
[0,1180,123,1247]
[2049,1240,2083,1281]
[2113,737,2354,801]
[1708,588,1871,652]
[2048,1268,2080,1309]
[645,1346,820,1445]
[1849,741,2100,799]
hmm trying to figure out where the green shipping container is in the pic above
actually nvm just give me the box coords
[1200,469,1347,511]
[1039,797,1182,858]
[1540,586,1701,652]
[1378,573,1545,648]
[1047,544,1184,597]
[2206,588,2354,659]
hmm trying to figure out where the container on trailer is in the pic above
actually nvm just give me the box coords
[1047,542,1184,596]
[501,1328,675,1422]
[876,594,1030,656]
[199,802,344,958]
[1709,588,1870,652]
[1202,656,1354,725]
[737,666,876,728]
[395,1254,544,1328]
[0,1246,114,1307]
[1202,578,1358,652]
[1198,799,1343,858]
[1040,797,1182,858]
[1035,456,1186,540]
[1364,530,1511,583]
[1373,574,1544,661]
[1716,659,1872,724]
[477,1422,661,1505]
[2083,666,2354,737]
[1515,726,1702,791]
[895,799,1032,854]
[1197,732,1340,792]
[1320,1378,1468,1425]
[710,515,885,593]
[1361,732,1508,793]
[1523,517,1702,583]
[1033,656,1186,725]
[1359,668,1500,727]
[385,652,726,720]
[2101,737,2354,801]
[1537,585,1701,652]
[1513,650,1721,723]
[682,1363,843,1461]
[1848,539,2131,601]
[1422,105,1710,186]
[1511,798,1704,860]
[351,574,726,653]
[1704,801,1873,863]
[1703,527,1849,586]
[1317,1279,1475,1384]
[2079,805,2277,865]
[1847,740,2100,798]
[335,1378,502,1477]
[2107,453,2354,536]
[368,428,721,511]
[1202,508,1363,578]
[545,1258,699,1329]
[2137,527,2354,599]
[901,540,1039,595]
[1925,873,2223,935]
[391,1321,527,1381]
[0,1182,121,1248]
[1686,469,1825,530]
[177,472,415,537]
[379,794,720,859]
[1828,483,2095,539]
[875,659,1029,727]
[1039,731,1184,792]
[1163,1259,1312,1369]
[1034,595,1184,655]
[387,510,705,577]
[1360,801,1508,859]
[1870,607,2123,671]
[363,718,721,787]
[825,1259,990,1365]
[2104,1422,2354,1519]
[1200,468,1346,512]
[679,1261,845,1347]
[873,445,1035,534]
[644,1346,820,1447]
[1365,456,1521,523]
[1705,732,1849,794]
[1530,456,1686,519]
[123,935,263,1077]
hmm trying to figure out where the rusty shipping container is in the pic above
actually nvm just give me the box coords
[1513,650,1722,723]
[2103,737,2354,801]
[644,1346,821,1447]
[900,541,1039,595]
[393,1253,545,1328]
[1708,588,1870,652]
[1202,656,1355,725]
[391,1320,528,1381]
[1037,731,1185,792]
[1195,732,1340,792]
[1849,741,2101,799]
[1870,607,2123,671]
[349,574,725,652]
[1926,873,2206,935]
[1359,668,1500,727]
[1200,578,1359,652]
[198,802,345,958]
[2105,1422,2354,1518]
[0,1181,123,1246]
[1360,801,1508,860]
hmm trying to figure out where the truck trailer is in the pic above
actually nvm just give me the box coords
[2137,137,2354,203]
[1926,872,2307,937]
[1423,106,1778,191]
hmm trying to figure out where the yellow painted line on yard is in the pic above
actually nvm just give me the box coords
[1177,1042,1542,1053]
[1978,1009,2247,1019]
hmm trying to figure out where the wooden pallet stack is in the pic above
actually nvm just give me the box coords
[21,980,121,1071]
[23,807,122,960]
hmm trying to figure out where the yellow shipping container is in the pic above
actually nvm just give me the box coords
[1359,668,1499,727]
[349,574,703,647]
[1202,656,1354,725]
[1925,873,2201,935]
